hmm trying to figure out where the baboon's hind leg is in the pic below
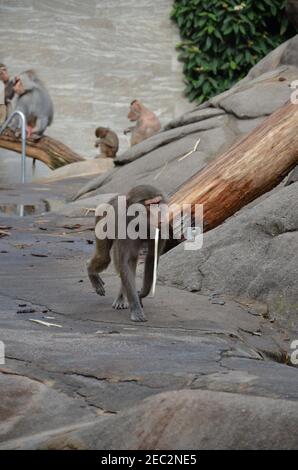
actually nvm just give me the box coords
[87,242,111,296]
[112,286,129,310]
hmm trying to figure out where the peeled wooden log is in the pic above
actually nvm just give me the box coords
[0,133,85,170]
[168,100,298,243]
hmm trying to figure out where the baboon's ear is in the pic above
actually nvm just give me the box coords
[144,196,163,206]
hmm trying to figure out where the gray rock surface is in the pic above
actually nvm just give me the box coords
[0,180,297,449]
[281,35,298,67]
[0,182,298,449]
[218,79,293,118]
[114,114,229,165]
[54,193,116,217]
[286,164,298,185]
[38,158,114,183]
[73,35,298,201]
[1,36,298,451]
[6,389,298,450]
[0,372,96,446]
[76,122,237,199]
[159,183,298,331]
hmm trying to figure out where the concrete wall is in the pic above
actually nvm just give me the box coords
[0,0,191,160]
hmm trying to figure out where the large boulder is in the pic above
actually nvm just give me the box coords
[159,183,298,331]
[4,389,298,450]
[0,371,96,447]
[38,158,113,183]
[66,38,298,330]
[72,35,298,201]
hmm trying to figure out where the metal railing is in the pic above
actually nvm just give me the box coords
[0,111,27,216]
[0,110,27,184]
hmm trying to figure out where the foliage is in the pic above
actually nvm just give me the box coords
[171,0,295,103]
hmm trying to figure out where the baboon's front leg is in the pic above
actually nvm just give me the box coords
[87,237,112,296]
[87,255,106,295]
[139,240,155,299]
[119,253,146,322]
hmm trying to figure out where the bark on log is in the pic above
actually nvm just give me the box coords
[0,133,85,170]
[168,100,298,245]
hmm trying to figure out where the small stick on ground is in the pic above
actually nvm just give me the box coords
[178,138,201,161]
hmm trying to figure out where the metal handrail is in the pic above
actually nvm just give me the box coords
[0,110,27,184]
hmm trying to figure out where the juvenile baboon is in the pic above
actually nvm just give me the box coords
[0,80,5,124]
[87,185,167,322]
[0,63,14,122]
[124,99,161,146]
[94,126,119,159]
[9,69,53,140]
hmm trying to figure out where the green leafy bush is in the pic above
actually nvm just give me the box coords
[171,0,295,103]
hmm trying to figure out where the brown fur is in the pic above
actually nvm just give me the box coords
[87,185,167,322]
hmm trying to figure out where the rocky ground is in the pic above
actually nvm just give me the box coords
[159,181,298,335]
[0,36,298,450]
[0,178,297,450]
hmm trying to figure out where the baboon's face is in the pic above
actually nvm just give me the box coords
[0,68,9,83]
[96,127,108,139]
[127,101,141,121]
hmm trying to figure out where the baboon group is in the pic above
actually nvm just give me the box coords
[0,64,161,158]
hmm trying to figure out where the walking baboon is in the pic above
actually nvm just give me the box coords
[87,185,167,322]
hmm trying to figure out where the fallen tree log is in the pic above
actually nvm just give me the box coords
[168,100,298,245]
[0,133,85,170]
